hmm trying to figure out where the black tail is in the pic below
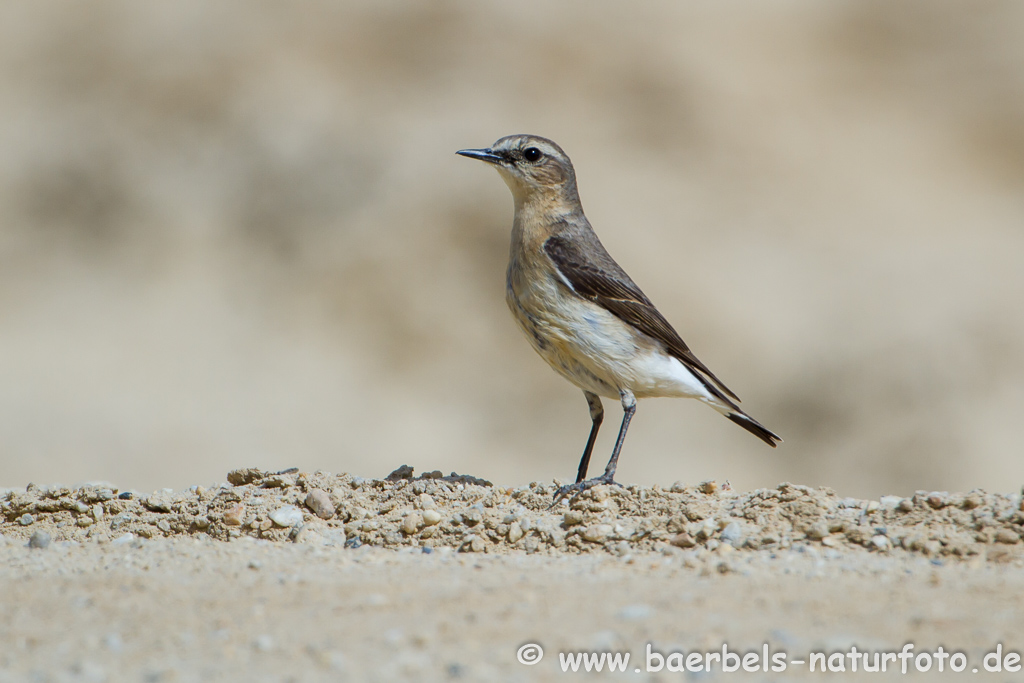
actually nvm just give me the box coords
[726,411,782,448]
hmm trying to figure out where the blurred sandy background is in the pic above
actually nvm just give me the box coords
[0,1,1022,498]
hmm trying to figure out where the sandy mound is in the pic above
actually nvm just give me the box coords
[3,467,1023,562]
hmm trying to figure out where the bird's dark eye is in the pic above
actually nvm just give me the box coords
[523,147,542,162]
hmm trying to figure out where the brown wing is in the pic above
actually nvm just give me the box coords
[544,234,741,404]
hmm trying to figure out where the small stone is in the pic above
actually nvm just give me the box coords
[92,503,105,521]
[111,533,135,546]
[879,495,903,510]
[305,490,335,520]
[156,520,171,533]
[961,493,984,510]
[898,498,914,512]
[28,531,50,549]
[401,513,423,535]
[927,492,948,509]
[670,481,687,493]
[865,501,880,513]
[699,480,719,495]
[17,513,34,526]
[462,535,485,553]
[995,529,1020,544]
[806,521,829,541]
[462,508,483,526]
[720,521,744,546]
[871,535,890,551]
[695,518,717,540]
[385,465,415,481]
[821,535,838,547]
[143,492,174,513]
[227,468,263,486]
[223,503,245,526]
[77,516,95,527]
[422,509,442,526]
[563,510,584,526]
[669,532,696,548]
[269,505,304,527]
[507,522,524,543]
[581,524,613,543]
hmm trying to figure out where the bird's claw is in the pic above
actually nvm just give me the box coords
[549,473,623,508]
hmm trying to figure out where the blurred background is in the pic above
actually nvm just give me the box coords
[1,1,1022,498]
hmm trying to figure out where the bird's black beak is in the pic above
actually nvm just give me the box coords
[456,148,504,164]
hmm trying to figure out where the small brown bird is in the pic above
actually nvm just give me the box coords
[458,135,780,497]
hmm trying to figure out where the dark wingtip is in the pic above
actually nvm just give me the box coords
[726,412,782,448]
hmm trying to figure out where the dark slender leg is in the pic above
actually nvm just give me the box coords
[600,390,636,481]
[576,391,604,483]
[553,389,636,504]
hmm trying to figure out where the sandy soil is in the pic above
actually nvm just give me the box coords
[3,467,1024,682]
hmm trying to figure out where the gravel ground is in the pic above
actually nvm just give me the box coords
[3,467,1024,681]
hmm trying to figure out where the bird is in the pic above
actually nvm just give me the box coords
[457,135,780,498]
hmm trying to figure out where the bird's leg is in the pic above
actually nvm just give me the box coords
[599,389,636,484]
[575,391,604,483]
[553,389,634,505]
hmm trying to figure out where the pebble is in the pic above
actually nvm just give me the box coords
[144,492,174,513]
[269,506,304,528]
[463,535,485,553]
[507,522,524,543]
[995,529,1020,544]
[806,522,829,541]
[223,504,245,526]
[871,535,890,551]
[720,521,744,546]
[304,490,335,520]
[28,531,50,549]
[670,532,696,548]
[563,510,584,526]
[898,498,914,512]
[699,480,719,495]
[927,492,948,509]
[422,509,442,526]
[879,496,903,510]
[581,524,613,543]
[401,513,422,535]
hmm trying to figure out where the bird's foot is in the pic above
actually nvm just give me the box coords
[550,473,622,507]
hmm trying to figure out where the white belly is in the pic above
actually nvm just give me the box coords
[506,268,718,404]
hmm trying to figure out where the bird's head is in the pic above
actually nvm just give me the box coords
[457,135,579,208]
